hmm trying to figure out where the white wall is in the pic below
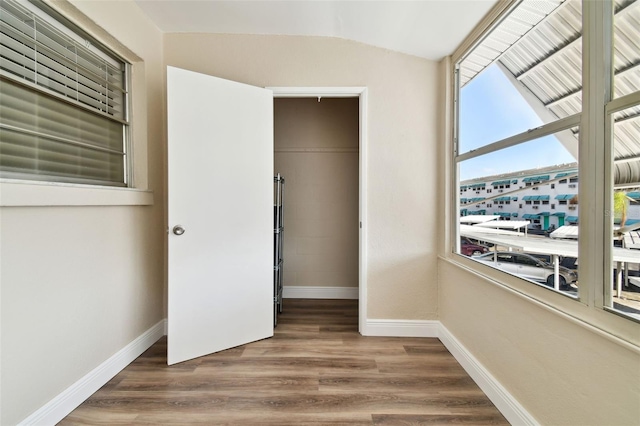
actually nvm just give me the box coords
[0,1,165,424]
[274,98,359,290]
[164,34,441,319]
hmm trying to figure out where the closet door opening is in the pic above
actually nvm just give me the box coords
[274,97,360,323]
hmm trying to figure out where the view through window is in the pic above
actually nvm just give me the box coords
[455,0,640,321]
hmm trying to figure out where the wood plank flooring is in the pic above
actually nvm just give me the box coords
[60,299,508,425]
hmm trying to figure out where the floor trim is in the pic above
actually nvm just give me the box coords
[20,317,534,426]
[283,285,358,299]
[363,319,440,337]
[18,320,165,426]
[438,324,537,426]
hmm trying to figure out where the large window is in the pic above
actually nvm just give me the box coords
[454,0,640,322]
[0,0,130,186]
[606,0,640,320]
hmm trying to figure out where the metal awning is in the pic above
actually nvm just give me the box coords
[523,214,540,219]
[469,183,486,189]
[465,197,486,203]
[555,194,576,200]
[552,212,566,216]
[566,216,579,222]
[494,196,512,202]
[491,179,512,186]
[627,191,640,200]
[523,175,550,182]
[555,172,577,178]
[523,195,551,201]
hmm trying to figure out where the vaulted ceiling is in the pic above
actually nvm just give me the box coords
[133,0,498,60]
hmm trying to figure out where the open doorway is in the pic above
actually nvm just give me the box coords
[273,94,363,329]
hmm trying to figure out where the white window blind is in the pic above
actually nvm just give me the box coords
[0,0,129,186]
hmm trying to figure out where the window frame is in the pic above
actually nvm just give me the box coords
[0,0,133,187]
[447,0,640,343]
[0,0,151,206]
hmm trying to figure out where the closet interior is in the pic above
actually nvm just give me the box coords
[273,97,359,305]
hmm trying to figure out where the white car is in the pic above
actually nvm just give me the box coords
[473,251,577,288]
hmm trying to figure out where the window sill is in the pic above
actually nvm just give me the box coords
[439,253,640,354]
[0,180,154,207]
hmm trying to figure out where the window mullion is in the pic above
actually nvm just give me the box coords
[456,113,581,162]
[581,0,613,309]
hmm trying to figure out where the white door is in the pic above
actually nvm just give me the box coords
[167,66,274,365]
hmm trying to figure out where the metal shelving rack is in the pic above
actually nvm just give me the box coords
[274,174,285,326]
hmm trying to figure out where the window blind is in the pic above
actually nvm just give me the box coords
[0,0,129,186]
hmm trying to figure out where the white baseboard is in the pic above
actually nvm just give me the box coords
[438,324,537,426]
[19,319,166,426]
[362,319,440,337]
[18,316,532,426]
[283,285,358,299]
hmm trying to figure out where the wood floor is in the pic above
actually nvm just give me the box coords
[60,299,508,425]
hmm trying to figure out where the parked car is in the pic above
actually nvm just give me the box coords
[460,238,490,256]
[473,251,578,288]
[527,253,579,271]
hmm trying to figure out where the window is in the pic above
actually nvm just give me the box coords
[0,0,130,186]
[606,1,640,321]
[453,0,640,323]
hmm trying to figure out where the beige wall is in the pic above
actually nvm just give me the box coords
[165,34,440,319]
[437,53,640,424]
[0,1,165,424]
[274,98,359,289]
[438,260,640,425]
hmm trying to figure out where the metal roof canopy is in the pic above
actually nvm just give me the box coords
[461,228,640,263]
[459,215,500,224]
[461,224,523,235]
[472,220,531,230]
[550,225,579,239]
[460,0,640,186]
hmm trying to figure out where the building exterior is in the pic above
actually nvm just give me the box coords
[461,162,640,231]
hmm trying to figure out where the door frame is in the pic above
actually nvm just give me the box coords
[268,86,368,335]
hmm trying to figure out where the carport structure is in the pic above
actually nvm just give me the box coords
[459,0,640,187]
[461,225,639,307]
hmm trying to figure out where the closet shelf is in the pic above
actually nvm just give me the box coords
[273,174,285,326]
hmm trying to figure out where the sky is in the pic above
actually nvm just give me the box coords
[458,64,577,181]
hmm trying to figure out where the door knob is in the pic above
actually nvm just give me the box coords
[173,225,185,235]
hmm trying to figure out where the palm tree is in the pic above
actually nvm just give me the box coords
[613,191,630,228]
[566,192,635,235]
